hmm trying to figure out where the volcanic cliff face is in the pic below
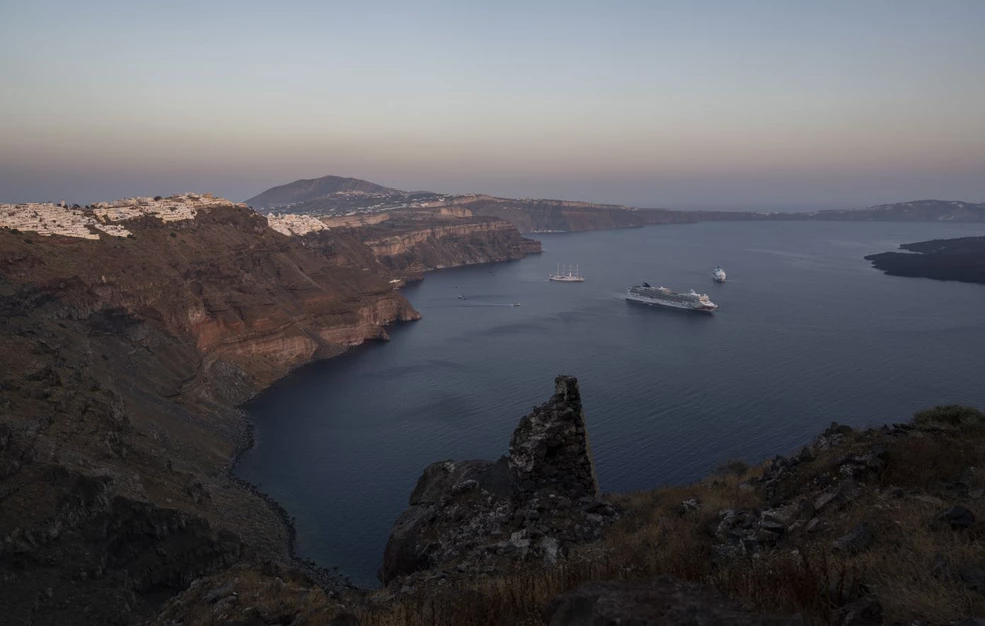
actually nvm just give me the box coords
[358,213,542,274]
[449,196,647,232]
[0,202,420,624]
[0,192,551,623]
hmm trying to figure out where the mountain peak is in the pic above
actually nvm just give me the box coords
[245,175,402,209]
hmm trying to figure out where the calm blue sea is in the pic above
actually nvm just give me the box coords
[235,221,985,586]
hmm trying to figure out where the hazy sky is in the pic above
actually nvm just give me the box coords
[2,1,983,209]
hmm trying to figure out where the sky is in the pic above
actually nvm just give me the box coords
[1,1,983,210]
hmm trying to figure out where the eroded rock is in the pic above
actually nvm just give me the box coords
[380,375,613,584]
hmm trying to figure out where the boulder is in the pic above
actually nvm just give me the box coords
[547,577,803,626]
[937,505,975,530]
[409,458,510,505]
[958,562,985,593]
[835,596,882,626]
[832,522,873,554]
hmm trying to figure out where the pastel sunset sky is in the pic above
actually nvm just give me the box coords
[2,0,983,209]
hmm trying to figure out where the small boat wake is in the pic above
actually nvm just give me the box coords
[454,295,520,307]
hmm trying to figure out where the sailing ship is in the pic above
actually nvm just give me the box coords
[549,263,584,282]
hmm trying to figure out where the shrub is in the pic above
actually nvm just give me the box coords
[912,404,985,428]
[715,459,751,477]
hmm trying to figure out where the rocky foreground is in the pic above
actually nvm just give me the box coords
[156,378,985,626]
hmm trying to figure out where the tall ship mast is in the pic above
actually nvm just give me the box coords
[625,282,717,312]
[549,263,584,282]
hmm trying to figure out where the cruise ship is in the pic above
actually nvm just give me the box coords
[625,282,718,312]
[713,266,727,283]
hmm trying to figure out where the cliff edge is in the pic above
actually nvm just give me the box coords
[157,382,985,626]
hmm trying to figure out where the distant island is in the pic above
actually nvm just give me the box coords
[245,174,985,234]
[866,236,985,284]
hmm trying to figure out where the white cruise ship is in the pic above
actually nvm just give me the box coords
[626,282,718,312]
[713,266,727,283]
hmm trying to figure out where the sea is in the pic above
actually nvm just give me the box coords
[235,220,985,587]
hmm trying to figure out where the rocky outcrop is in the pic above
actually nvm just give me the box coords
[360,214,541,274]
[548,578,803,626]
[509,375,600,501]
[380,375,617,585]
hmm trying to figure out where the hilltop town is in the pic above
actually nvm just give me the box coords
[0,193,246,239]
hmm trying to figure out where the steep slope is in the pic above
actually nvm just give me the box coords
[355,211,542,274]
[245,175,401,209]
[0,201,419,624]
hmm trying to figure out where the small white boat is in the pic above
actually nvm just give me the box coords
[712,266,727,283]
[550,263,584,282]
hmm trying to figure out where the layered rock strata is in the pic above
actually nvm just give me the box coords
[0,203,420,624]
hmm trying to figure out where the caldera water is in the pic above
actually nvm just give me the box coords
[235,220,985,586]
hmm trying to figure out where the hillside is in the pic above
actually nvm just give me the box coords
[0,195,542,625]
[245,175,401,210]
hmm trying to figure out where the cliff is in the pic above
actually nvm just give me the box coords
[0,192,547,624]
[866,236,985,284]
[358,212,542,274]
[448,196,648,232]
[0,201,420,624]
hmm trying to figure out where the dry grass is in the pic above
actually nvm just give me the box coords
[348,421,985,626]
[155,415,985,626]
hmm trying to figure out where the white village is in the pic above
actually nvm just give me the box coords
[0,193,329,240]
